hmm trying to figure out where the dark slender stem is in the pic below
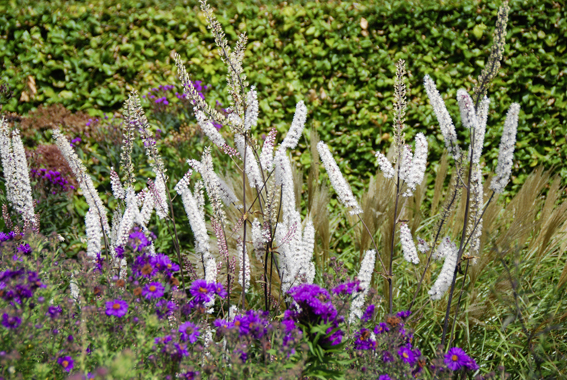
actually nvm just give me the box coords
[357,214,387,276]
[448,191,496,344]
[241,133,248,308]
[408,182,461,312]
[389,167,402,315]
[441,130,476,347]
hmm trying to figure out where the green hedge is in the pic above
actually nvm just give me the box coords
[1,0,566,193]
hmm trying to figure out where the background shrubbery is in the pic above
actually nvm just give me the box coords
[1,0,566,194]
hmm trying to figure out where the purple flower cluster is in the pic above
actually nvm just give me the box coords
[0,231,23,242]
[129,231,151,252]
[331,280,362,296]
[179,321,200,343]
[0,269,45,305]
[155,299,177,319]
[354,328,376,350]
[444,347,479,371]
[286,284,344,345]
[214,310,270,342]
[1,313,22,329]
[132,253,180,279]
[189,279,226,305]
[31,168,75,193]
[153,335,190,361]
[57,356,74,372]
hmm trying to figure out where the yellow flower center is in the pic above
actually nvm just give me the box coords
[167,264,172,268]
[452,354,458,362]
[62,360,69,368]
[199,287,207,293]
[149,286,156,292]
[112,303,121,310]
[403,352,409,359]
[235,320,241,326]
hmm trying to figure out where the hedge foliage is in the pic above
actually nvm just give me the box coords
[1,0,566,193]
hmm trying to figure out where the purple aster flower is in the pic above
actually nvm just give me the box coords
[382,350,394,363]
[189,279,215,304]
[445,347,477,371]
[1,313,21,329]
[129,231,150,252]
[398,346,418,366]
[179,321,200,343]
[179,371,200,380]
[95,252,104,272]
[47,305,63,318]
[155,299,177,319]
[396,310,412,319]
[142,282,165,299]
[172,343,189,360]
[57,356,74,372]
[331,280,362,295]
[361,304,375,322]
[153,254,180,275]
[16,243,32,255]
[114,246,125,259]
[132,254,157,278]
[379,376,392,380]
[374,322,390,335]
[233,310,268,339]
[353,328,376,350]
[213,282,227,298]
[288,284,337,322]
[105,300,128,318]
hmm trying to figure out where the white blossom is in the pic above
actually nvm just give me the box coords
[489,103,520,193]
[279,101,307,151]
[152,173,169,219]
[244,87,259,131]
[349,249,376,323]
[429,239,458,300]
[114,187,138,247]
[138,188,155,226]
[301,219,316,284]
[85,208,103,258]
[274,149,296,220]
[432,236,456,261]
[423,75,461,161]
[260,128,277,171]
[110,168,125,200]
[398,144,413,183]
[317,141,362,215]
[53,129,109,235]
[457,89,479,130]
[400,223,419,264]
[235,134,263,189]
[417,237,429,253]
[252,218,265,263]
[11,129,35,224]
[403,133,428,197]
[196,110,226,148]
[471,97,490,165]
[175,176,210,256]
[375,151,395,179]
[237,241,251,291]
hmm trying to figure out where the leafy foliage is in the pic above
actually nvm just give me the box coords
[1,0,566,193]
